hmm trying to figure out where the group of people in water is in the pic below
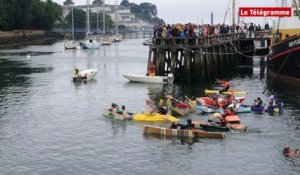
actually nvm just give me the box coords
[283,145,300,158]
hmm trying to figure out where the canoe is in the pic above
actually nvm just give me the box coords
[123,73,169,84]
[143,125,225,139]
[193,121,246,131]
[133,113,179,122]
[103,109,133,120]
[197,105,222,113]
[204,90,247,95]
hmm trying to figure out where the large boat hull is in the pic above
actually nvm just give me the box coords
[268,35,300,86]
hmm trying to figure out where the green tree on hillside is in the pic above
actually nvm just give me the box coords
[120,0,130,7]
[63,0,74,6]
[92,0,103,5]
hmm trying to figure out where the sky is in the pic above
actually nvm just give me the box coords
[53,0,281,25]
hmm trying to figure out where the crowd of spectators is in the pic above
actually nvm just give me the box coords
[153,22,270,39]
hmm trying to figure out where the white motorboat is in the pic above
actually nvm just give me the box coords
[73,68,97,82]
[123,73,173,84]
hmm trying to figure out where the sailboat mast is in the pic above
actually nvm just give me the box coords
[71,1,74,40]
[86,0,90,38]
[232,0,236,25]
[103,0,106,35]
[115,0,119,35]
[97,2,99,35]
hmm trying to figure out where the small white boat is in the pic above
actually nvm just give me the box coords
[64,40,80,49]
[100,38,112,45]
[73,68,97,82]
[123,73,173,84]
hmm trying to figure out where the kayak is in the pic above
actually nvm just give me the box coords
[265,102,283,114]
[251,105,265,113]
[143,125,225,139]
[133,113,179,122]
[204,90,247,95]
[103,108,133,120]
[197,105,222,113]
[196,96,246,107]
[235,106,251,113]
[193,121,246,131]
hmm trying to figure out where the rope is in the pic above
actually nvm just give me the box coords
[268,51,291,84]
[173,42,253,56]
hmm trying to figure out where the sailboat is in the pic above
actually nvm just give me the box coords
[267,0,300,86]
[64,1,80,49]
[99,0,112,45]
[111,0,123,42]
[81,0,100,49]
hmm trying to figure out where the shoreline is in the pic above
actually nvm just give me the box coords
[0,30,64,49]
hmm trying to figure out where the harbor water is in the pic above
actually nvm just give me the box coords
[0,39,299,175]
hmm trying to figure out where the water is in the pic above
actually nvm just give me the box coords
[0,39,299,175]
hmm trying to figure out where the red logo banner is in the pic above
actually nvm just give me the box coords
[239,7,292,17]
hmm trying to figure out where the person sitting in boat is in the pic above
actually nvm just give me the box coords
[109,103,118,112]
[256,97,263,107]
[177,119,195,130]
[217,79,230,92]
[148,62,156,76]
[170,122,178,129]
[121,105,127,115]
[74,68,80,76]
[208,113,227,127]
[158,101,168,115]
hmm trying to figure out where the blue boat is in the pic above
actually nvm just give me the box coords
[235,106,251,113]
[265,102,283,114]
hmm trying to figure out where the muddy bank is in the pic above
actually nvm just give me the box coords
[0,30,64,49]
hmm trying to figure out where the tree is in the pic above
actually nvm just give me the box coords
[92,0,103,5]
[120,0,130,7]
[65,8,86,29]
[63,0,74,6]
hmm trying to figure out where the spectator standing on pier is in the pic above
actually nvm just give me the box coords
[249,23,254,38]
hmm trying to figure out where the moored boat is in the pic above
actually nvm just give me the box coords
[267,0,300,86]
[103,108,133,120]
[123,73,173,84]
[143,125,225,139]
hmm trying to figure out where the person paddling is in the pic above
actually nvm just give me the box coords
[283,145,300,158]
[217,79,230,92]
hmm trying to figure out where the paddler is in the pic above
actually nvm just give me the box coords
[217,79,230,92]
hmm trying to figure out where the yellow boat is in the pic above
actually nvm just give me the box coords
[133,113,179,122]
[204,90,247,95]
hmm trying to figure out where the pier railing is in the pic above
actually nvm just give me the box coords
[152,31,271,47]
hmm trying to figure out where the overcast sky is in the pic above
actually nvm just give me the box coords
[53,0,280,25]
